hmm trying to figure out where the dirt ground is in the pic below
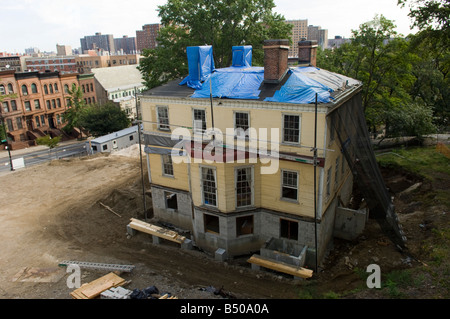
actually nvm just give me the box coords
[0,145,448,299]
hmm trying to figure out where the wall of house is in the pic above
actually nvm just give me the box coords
[151,185,193,231]
[141,98,328,159]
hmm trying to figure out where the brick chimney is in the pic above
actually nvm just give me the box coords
[298,39,318,66]
[263,39,290,83]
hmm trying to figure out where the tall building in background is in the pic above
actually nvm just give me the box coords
[136,24,161,52]
[56,44,72,56]
[25,47,40,56]
[80,32,115,54]
[114,36,137,54]
[307,25,328,49]
[285,20,308,58]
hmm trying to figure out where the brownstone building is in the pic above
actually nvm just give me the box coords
[25,56,77,74]
[0,70,96,150]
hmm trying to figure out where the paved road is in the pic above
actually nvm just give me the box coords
[0,141,87,173]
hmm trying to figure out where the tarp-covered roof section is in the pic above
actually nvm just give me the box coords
[177,45,361,104]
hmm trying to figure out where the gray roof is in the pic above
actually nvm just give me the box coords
[90,125,138,144]
[91,65,144,92]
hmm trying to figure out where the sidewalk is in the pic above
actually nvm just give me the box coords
[0,138,85,159]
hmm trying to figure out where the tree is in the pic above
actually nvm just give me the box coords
[79,102,130,137]
[318,15,419,135]
[138,0,292,89]
[398,0,449,129]
[36,135,62,159]
[63,83,87,139]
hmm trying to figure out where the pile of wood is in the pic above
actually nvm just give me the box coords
[70,272,127,299]
[247,254,313,279]
[128,218,186,244]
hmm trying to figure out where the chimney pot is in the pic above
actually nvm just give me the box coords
[263,39,290,84]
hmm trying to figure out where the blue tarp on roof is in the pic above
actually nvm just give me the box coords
[190,66,264,100]
[264,67,333,104]
[179,45,215,90]
[179,45,354,104]
[232,46,252,67]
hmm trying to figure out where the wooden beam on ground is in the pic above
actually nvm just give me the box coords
[70,272,126,299]
[128,218,186,244]
[247,254,313,279]
[99,202,122,217]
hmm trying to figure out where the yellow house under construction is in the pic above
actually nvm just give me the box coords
[139,39,366,268]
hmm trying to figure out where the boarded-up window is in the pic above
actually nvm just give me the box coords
[204,214,219,234]
[236,215,253,237]
[165,191,178,210]
[280,218,298,240]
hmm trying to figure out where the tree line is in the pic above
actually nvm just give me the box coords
[138,0,449,141]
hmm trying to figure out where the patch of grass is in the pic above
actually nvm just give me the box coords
[382,269,413,298]
[377,146,450,207]
[377,146,450,179]
[322,291,341,299]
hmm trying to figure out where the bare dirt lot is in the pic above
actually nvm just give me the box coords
[0,145,448,299]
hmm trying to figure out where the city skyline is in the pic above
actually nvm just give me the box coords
[1,0,418,53]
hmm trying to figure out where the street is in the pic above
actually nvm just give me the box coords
[0,141,87,173]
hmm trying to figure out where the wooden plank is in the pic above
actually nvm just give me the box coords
[70,272,125,299]
[129,218,186,244]
[99,202,122,217]
[247,254,313,279]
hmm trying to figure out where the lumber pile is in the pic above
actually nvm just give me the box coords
[128,218,186,244]
[70,272,126,299]
[247,254,313,279]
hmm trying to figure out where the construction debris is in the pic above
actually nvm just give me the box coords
[129,286,177,299]
[59,261,135,273]
[99,202,122,217]
[100,286,133,299]
[70,272,126,299]
[128,218,187,244]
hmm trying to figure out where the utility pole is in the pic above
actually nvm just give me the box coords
[135,87,147,221]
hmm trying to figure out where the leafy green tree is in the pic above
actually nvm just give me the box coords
[138,0,292,89]
[63,83,87,139]
[36,135,62,159]
[398,0,449,129]
[79,102,130,137]
[317,15,442,140]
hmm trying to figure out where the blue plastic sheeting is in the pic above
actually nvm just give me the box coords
[264,67,333,104]
[190,66,264,100]
[179,45,215,90]
[232,46,252,67]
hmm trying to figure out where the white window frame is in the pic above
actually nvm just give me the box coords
[156,105,170,131]
[282,113,301,144]
[233,111,250,139]
[281,169,299,202]
[192,108,207,135]
[235,166,254,208]
[161,154,174,177]
[200,166,218,208]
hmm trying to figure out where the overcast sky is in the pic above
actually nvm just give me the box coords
[1,0,418,53]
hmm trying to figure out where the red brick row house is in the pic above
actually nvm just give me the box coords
[0,70,96,150]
